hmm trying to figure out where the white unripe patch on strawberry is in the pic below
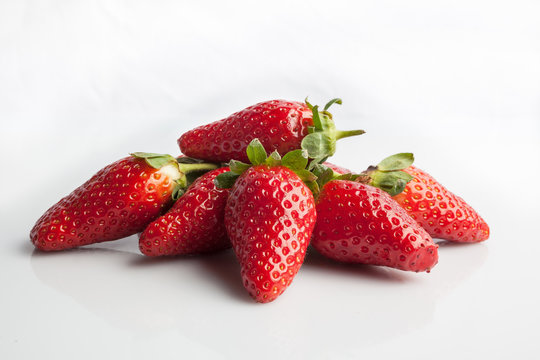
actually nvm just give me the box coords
[158,163,182,182]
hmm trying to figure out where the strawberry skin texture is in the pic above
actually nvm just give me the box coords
[139,167,231,256]
[179,100,313,163]
[31,157,177,251]
[312,180,438,272]
[393,166,490,243]
[225,165,317,303]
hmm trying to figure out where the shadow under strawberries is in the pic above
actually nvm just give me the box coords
[27,234,489,358]
[190,250,251,304]
[128,249,251,304]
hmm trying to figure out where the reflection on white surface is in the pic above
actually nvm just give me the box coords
[29,237,488,358]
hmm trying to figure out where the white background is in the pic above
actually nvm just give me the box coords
[1,1,539,359]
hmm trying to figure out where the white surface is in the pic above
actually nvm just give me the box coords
[1,1,539,359]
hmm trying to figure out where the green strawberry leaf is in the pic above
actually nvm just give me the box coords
[131,152,177,169]
[215,138,321,193]
[308,156,330,171]
[311,164,335,186]
[311,163,330,177]
[305,180,320,195]
[335,173,361,181]
[394,170,414,182]
[334,129,366,140]
[304,97,314,110]
[310,163,364,192]
[301,132,335,162]
[282,149,308,172]
[318,112,335,131]
[311,105,323,131]
[358,153,415,196]
[246,139,267,165]
[377,153,414,171]
[323,98,342,111]
[214,172,240,189]
[370,170,413,196]
[294,169,317,182]
[172,186,185,201]
[265,151,282,167]
[299,98,365,164]
[131,152,170,158]
[229,160,251,174]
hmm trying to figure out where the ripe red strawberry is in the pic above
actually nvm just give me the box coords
[311,180,438,272]
[31,153,218,251]
[178,98,364,164]
[139,167,231,256]
[322,154,490,243]
[392,166,489,243]
[217,140,317,303]
[358,153,490,243]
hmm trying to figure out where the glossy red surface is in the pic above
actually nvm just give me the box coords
[312,180,438,272]
[31,157,176,251]
[393,166,490,243]
[139,167,231,256]
[178,100,313,163]
[225,165,316,303]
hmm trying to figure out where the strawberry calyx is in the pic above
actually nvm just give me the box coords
[310,163,363,196]
[214,139,318,191]
[307,153,415,197]
[131,152,219,200]
[359,153,415,196]
[302,98,365,168]
[131,152,178,169]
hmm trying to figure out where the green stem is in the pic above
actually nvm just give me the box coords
[334,129,365,140]
[178,163,219,174]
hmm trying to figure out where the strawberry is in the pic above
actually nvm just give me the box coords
[31,153,218,251]
[139,167,231,256]
[393,166,489,242]
[311,180,438,272]
[216,139,317,303]
[178,98,364,164]
[361,153,490,243]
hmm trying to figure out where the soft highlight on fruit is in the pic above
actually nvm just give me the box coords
[312,180,438,272]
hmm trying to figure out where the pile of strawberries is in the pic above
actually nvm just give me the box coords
[31,99,490,303]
